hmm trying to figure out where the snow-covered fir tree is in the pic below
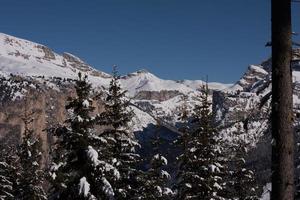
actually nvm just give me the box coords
[16,111,47,200]
[0,162,14,200]
[0,161,14,200]
[0,148,18,200]
[174,94,191,198]
[176,94,191,153]
[135,125,174,200]
[98,66,140,199]
[175,84,227,200]
[48,72,119,200]
[226,124,259,200]
[136,153,173,200]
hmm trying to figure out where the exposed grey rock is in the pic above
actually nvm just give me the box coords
[37,45,56,60]
[134,90,181,101]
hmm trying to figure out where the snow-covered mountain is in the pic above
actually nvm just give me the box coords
[0,33,233,129]
[0,33,110,78]
[0,33,231,95]
[120,69,195,96]
[210,50,300,196]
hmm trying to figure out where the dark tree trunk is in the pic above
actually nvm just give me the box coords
[271,0,294,200]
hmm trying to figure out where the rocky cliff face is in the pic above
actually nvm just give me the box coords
[0,75,111,165]
[0,76,73,162]
[212,50,300,187]
[134,90,181,101]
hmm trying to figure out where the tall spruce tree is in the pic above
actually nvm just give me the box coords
[0,148,18,200]
[174,94,191,197]
[176,94,190,152]
[0,161,14,200]
[226,124,259,200]
[17,111,46,200]
[135,124,174,200]
[98,66,140,199]
[49,72,119,200]
[175,84,227,200]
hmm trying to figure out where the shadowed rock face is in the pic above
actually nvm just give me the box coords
[0,78,70,164]
[0,75,106,165]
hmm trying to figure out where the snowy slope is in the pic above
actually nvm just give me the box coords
[130,106,157,131]
[0,33,111,84]
[180,80,233,91]
[132,90,203,125]
[120,70,194,96]
[226,65,269,92]
[120,69,232,97]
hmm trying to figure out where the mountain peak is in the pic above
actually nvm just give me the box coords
[123,69,157,79]
[136,69,150,74]
[0,32,111,79]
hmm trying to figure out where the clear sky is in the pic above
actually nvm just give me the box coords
[0,0,299,83]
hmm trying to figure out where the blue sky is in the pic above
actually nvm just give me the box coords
[0,0,299,83]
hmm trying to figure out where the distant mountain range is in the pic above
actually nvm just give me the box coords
[0,33,232,94]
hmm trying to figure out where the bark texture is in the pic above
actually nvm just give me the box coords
[271,0,294,199]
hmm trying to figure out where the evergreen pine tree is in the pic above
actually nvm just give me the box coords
[176,94,190,153]
[98,66,140,199]
[49,72,119,200]
[176,84,227,200]
[17,110,46,200]
[226,124,259,200]
[174,94,191,197]
[135,123,174,200]
[0,148,18,200]
[0,161,14,200]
